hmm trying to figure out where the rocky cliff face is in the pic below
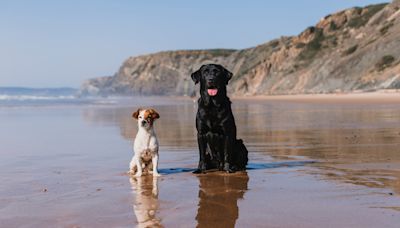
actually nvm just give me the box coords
[80,1,400,96]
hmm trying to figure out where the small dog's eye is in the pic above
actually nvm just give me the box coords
[139,116,142,119]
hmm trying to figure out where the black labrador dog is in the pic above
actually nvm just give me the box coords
[191,64,248,173]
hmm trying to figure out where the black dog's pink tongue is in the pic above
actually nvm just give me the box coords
[207,89,218,96]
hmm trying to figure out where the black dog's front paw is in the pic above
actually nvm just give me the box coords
[218,162,224,171]
[192,168,205,174]
[230,165,242,172]
[225,168,236,173]
[224,163,236,173]
[193,162,207,174]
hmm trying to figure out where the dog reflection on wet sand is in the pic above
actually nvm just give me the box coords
[129,176,161,228]
[196,172,249,227]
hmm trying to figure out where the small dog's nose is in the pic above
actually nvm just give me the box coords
[141,120,146,125]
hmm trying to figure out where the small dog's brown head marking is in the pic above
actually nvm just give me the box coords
[132,108,160,128]
[132,108,142,119]
[144,109,160,120]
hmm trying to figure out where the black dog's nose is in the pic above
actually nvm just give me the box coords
[141,120,146,125]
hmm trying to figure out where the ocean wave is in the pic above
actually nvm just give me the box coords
[0,95,76,101]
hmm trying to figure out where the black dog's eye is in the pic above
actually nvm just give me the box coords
[213,69,219,74]
[204,69,209,74]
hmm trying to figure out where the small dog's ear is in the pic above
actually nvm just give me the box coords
[149,109,160,119]
[223,68,233,85]
[132,108,141,119]
[191,65,203,84]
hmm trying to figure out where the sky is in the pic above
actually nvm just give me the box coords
[0,0,389,88]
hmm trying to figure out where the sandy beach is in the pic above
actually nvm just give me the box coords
[1,94,400,227]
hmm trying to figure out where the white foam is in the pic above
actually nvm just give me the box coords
[0,95,76,101]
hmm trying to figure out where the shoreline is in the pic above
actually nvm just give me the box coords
[94,90,400,104]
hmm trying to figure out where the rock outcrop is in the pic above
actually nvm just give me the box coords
[79,1,400,96]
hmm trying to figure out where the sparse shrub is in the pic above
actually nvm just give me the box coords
[306,26,316,33]
[270,40,280,48]
[354,7,363,14]
[295,42,306,49]
[348,3,387,28]
[325,35,338,46]
[342,30,350,39]
[297,28,324,61]
[380,21,394,35]
[348,16,365,28]
[329,21,338,31]
[343,45,358,56]
[375,55,395,71]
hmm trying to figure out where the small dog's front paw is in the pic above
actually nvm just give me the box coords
[128,169,138,175]
[153,172,161,177]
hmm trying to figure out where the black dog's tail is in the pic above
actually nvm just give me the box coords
[233,139,248,170]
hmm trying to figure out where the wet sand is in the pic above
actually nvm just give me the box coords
[1,95,400,227]
[234,91,400,104]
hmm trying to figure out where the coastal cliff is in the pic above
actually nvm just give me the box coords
[80,1,400,96]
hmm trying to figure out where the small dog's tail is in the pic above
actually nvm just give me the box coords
[233,139,248,170]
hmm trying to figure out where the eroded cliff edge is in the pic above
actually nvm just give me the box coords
[80,2,400,96]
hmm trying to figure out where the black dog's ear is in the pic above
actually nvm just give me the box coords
[191,65,203,84]
[223,68,233,84]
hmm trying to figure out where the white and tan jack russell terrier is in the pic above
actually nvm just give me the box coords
[129,108,161,177]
